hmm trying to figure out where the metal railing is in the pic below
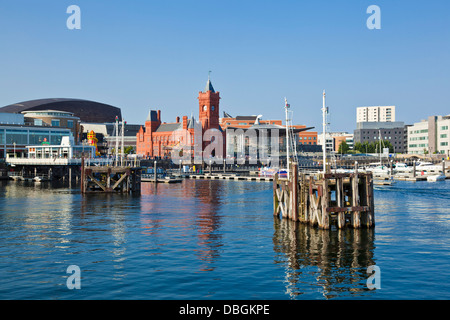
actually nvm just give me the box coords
[5,154,141,168]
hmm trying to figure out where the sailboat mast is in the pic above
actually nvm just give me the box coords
[322,90,326,173]
[115,116,119,166]
[285,98,290,180]
[379,129,382,165]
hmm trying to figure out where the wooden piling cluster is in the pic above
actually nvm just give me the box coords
[81,158,141,194]
[273,162,374,229]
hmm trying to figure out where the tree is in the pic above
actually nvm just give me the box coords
[353,140,394,154]
[124,146,135,154]
[338,141,350,154]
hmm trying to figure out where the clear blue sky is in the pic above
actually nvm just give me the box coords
[0,0,449,132]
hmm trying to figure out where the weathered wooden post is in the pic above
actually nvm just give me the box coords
[413,161,416,178]
[337,176,345,229]
[81,158,85,194]
[320,176,330,229]
[107,167,111,191]
[154,160,157,183]
[291,162,298,221]
[273,173,279,217]
[352,161,361,228]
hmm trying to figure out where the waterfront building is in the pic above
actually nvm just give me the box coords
[25,136,95,160]
[353,121,407,153]
[136,77,225,159]
[220,115,282,129]
[0,114,73,158]
[0,98,122,123]
[357,106,396,123]
[21,110,81,143]
[317,133,334,154]
[318,132,354,153]
[333,133,354,152]
[221,114,319,153]
[407,115,450,155]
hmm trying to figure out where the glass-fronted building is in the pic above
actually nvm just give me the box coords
[0,125,72,158]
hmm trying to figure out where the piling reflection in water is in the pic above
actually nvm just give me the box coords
[80,192,142,283]
[273,218,376,299]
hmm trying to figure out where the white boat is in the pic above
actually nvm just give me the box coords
[416,162,442,173]
[33,175,49,182]
[366,165,390,176]
[427,174,446,182]
[259,167,287,178]
[394,163,412,173]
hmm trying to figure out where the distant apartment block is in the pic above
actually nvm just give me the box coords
[408,115,450,155]
[357,106,395,123]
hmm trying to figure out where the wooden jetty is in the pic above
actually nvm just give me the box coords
[273,162,375,229]
[80,158,141,194]
[141,175,182,183]
[186,173,273,182]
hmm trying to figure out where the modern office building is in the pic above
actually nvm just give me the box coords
[22,110,81,143]
[318,132,354,153]
[407,115,450,155]
[0,113,73,158]
[353,121,407,153]
[357,106,396,123]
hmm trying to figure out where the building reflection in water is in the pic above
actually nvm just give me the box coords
[140,180,223,272]
[273,218,376,299]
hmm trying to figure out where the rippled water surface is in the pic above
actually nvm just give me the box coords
[0,179,449,299]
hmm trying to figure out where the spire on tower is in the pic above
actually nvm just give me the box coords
[205,71,215,93]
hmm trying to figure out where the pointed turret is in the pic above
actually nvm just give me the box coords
[205,79,215,93]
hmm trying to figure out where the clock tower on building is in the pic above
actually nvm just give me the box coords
[198,75,221,131]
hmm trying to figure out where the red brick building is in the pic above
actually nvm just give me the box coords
[136,78,225,159]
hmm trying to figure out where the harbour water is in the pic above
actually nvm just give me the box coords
[0,179,449,300]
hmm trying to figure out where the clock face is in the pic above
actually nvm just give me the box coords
[203,105,207,111]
